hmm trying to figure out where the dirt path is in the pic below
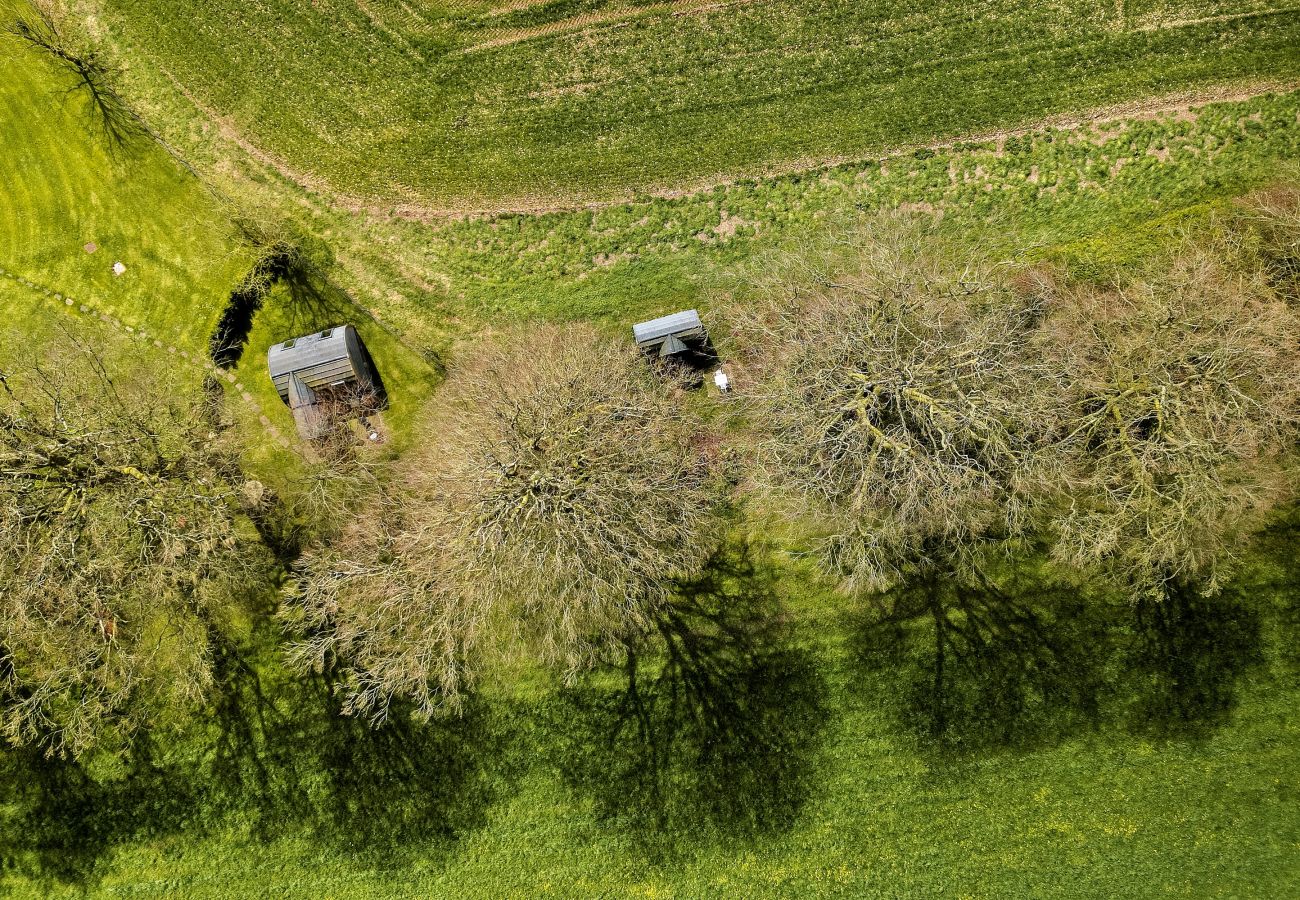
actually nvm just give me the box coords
[1134,6,1300,32]
[160,76,1300,222]
[461,0,759,53]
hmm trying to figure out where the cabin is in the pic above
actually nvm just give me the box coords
[632,309,714,363]
[267,325,382,439]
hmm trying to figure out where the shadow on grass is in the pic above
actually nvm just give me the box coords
[0,629,509,891]
[13,13,150,158]
[0,739,200,889]
[848,554,1268,752]
[849,563,1109,753]
[1242,512,1300,680]
[1117,585,1263,737]
[210,251,291,367]
[548,540,829,859]
[210,236,359,368]
[201,638,505,859]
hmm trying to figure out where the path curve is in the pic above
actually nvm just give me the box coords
[154,76,1300,222]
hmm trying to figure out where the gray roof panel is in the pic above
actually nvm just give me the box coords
[268,326,352,381]
[633,309,705,346]
[268,325,369,402]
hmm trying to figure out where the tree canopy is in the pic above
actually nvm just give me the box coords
[287,325,725,722]
[728,214,1064,596]
[0,325,267,756]
[1041,237,1300,601]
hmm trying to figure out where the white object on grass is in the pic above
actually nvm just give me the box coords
[713,369,730,393]
[112,262,126,276]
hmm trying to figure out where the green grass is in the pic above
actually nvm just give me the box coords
[0,4,250,349]
[95,0,1300,206]
[3,524,1298,898]
[0,0,440,474]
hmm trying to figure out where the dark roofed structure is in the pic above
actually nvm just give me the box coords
[267,325,382,439]
[632,309,712,361]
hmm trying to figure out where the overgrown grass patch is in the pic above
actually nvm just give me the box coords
[286,90,1300,353]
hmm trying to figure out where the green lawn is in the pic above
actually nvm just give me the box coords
[0,0,440,474]
[0,3,250,349]
[94,0,1300,207]
[3,525,1297,898]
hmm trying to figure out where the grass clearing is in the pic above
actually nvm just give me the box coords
[94,0,1300,207]
[0,4,249,349]
[229,277,443,462]
[0,1,440,475]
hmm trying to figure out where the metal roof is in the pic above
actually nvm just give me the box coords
[633,309,705,347]
[268,324,370,403]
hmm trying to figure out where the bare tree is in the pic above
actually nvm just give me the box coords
[0,324,266,757]
[727,213,1064,597]
[286,325,726,723]
[1239,181,1300,301]
[1040,236,1300,602]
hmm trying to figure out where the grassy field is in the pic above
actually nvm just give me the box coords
[0,2,440,469]
[3,525,1297,898]
[204,88,1300,365]
[94,0,1300,207]
[4,0,1300,896]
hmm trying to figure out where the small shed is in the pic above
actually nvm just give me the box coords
[267,325,381,438]
[632,309,710,360]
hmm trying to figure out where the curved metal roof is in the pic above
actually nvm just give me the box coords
[633,309,705,346]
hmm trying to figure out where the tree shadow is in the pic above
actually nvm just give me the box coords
[191,630,508,863]
[848,552,1272,751]
[1245,513,1300,679]
[13,13,149,157]
[1117,584,1263,738]
[548,540,829,860]
[0,737,201,889]
[850,563,1109,753]
[0,625,509,891]
[210,247,296,367]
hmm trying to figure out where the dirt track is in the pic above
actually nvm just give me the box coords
[161,76,1300,222]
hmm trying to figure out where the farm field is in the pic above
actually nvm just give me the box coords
[3,0,1300,897]
[94,0,1300,207]
[4,529,1299,899]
